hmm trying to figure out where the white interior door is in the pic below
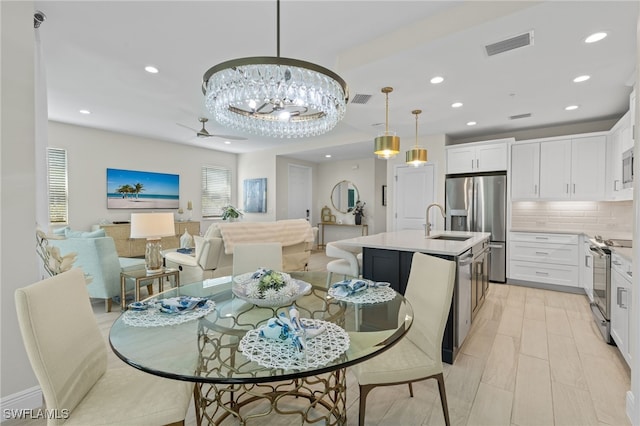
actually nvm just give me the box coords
[287,164,312,221]
[394,164,436,230]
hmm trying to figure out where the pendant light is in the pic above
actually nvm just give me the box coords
[406,109,428,167]
[374,87,400,159]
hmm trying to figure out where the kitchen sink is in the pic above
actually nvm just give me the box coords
[427,235,472,241]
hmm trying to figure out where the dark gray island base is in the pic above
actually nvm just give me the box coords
[336,230,491,364]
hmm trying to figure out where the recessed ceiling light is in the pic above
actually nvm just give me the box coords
[430,76,444,84]
[325,154,332,158]
[585,32,607,43]
[565,105,579,111]
[467,121,477,126]
[573,75,590,83]
[451,102,463,108]
[79,109,91,115]
[224,140,231,144]
[144,65,159,74]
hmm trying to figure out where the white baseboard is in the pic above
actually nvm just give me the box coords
[627,390,636,425]
[0,386,42,423]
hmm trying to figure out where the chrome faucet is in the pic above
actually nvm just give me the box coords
[425,203,446,237]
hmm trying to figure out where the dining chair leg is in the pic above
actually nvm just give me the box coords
[435,373,450,426]
[105,298,112,313]
[408,382,414,397]
[358,384,375,426]
[326,272,333,287]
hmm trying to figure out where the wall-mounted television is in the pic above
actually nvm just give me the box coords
[107,168,179,209]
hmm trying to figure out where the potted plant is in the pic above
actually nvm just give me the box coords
[221,205,243,221]
[349,201,365,225]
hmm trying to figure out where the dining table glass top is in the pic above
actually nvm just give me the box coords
[109,271,413,384]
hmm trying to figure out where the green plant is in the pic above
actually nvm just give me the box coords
[221,205,243,220]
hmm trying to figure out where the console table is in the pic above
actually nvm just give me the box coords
[99,221,200,257]
[317,222,368,249]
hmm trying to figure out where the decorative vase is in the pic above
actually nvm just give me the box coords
[180,229,193,248]
[355,213,362,225]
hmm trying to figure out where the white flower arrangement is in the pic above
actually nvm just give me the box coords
[242,269,298,301]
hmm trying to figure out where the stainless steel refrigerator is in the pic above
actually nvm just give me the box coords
[445,173,507,283]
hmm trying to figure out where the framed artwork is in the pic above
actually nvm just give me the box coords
[106,168,179,209]
[243,178,267,213]
[382,185,387,206]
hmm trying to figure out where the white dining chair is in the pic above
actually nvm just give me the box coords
[14,268,193,426]
[325,241,362,286]
[351,252,456,426]
[232,242,283,275]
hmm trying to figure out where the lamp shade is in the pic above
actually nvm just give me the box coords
[130,213,175,240]
[374,135,401,159]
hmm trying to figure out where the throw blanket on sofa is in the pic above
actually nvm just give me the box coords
[217,219,314,255]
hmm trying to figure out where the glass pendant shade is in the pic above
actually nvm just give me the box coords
[405,109,428,167]
[202,0,348,139]
[374,87,400,159]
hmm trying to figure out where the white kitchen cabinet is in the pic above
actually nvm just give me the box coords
[509,232,580,288]
[610,252,632,366]
[580,237,594,302]
[629,88,636,150]
[539,139,572,199]
[511,142,540,200]
[446,140,509,174]
[606,112,633,200]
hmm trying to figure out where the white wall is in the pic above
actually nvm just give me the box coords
[1,0,42,408]
[48,121,237,232]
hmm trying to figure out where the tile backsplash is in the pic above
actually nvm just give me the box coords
[511,200,633,235]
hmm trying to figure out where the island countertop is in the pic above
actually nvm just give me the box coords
[333,230,491,256]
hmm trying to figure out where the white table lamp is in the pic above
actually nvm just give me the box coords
[130,213,175,274]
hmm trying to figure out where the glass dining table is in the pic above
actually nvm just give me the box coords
[109,271,413,425]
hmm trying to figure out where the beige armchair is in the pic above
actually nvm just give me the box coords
[15,268,193,425]
[351,252,456,426]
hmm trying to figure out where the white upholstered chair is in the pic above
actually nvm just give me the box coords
[232,242,283,275]
[325,241,362,286]
[351,252,456,426]
[15,268,193,426]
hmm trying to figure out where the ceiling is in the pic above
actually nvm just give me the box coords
[35,1,638,163]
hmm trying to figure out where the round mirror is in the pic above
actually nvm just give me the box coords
[331,180,360,214]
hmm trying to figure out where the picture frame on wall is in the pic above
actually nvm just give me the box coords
[382,185,387,206]
[243,178,267,213]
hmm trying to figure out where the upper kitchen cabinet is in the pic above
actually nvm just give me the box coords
[606,111,633,201]
[446,139,510,175]
[511,142,540,200]
[510,133,607,201]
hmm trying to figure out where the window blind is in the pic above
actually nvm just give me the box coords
[47,147,68,223]
[201,165,231,218]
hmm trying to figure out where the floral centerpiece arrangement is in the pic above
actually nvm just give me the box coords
[244,268,298,301]
[349,201,366,225]
[221,204,243,221]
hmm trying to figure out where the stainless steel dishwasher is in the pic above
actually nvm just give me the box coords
[456,248,473,347]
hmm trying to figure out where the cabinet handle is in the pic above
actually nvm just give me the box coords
[535,251,549,255]
[612,260,622,266]
[614,180,620,191]
[617,286,623,306]
[535,271,549,276]
[566,183,569,193]
[476,159,480,169]
[573,183,576,194]
[534,184,538,195]
[472,159,475,169]
[621,288,628,309]
[535,236,549,240]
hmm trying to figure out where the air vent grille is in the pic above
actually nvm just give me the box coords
[485,31,533,56]
[351,94,372,104]
[509,113,532,120]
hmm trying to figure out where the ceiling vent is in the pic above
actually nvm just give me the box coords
[351,94,372,104]
[509,113,532,120]
[485,31,533,57]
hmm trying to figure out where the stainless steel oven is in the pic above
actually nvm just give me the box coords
[589,239,612,343]
[622,147,634,189]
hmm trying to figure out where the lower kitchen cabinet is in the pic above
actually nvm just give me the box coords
[611,253,632,367]
[509,232,580,288]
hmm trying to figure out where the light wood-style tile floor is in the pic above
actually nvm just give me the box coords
[8,251,631,425]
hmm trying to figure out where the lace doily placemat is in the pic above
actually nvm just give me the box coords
[122,300,216,327]
[328,286,397,304]
[239,318,350,370]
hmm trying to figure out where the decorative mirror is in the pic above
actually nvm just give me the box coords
[330,180,359,214]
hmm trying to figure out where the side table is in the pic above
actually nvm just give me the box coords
[119,268,180,310]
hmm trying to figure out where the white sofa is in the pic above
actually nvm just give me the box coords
[164,219,316,284]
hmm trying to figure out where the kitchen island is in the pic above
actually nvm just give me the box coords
[334,230,491,364]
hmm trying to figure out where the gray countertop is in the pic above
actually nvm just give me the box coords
[333,230,491,256]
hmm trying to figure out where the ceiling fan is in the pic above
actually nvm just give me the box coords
[177,117,247,140]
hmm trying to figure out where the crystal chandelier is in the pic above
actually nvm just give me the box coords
[406,109,428,167]
[202,0,349,139]
[374,87,400,159]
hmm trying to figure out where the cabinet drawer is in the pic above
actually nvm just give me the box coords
[510,260,579,287]
[510,232,579,245]
[510,241,579,266]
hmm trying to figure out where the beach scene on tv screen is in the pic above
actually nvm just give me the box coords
[107,168,179,209]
